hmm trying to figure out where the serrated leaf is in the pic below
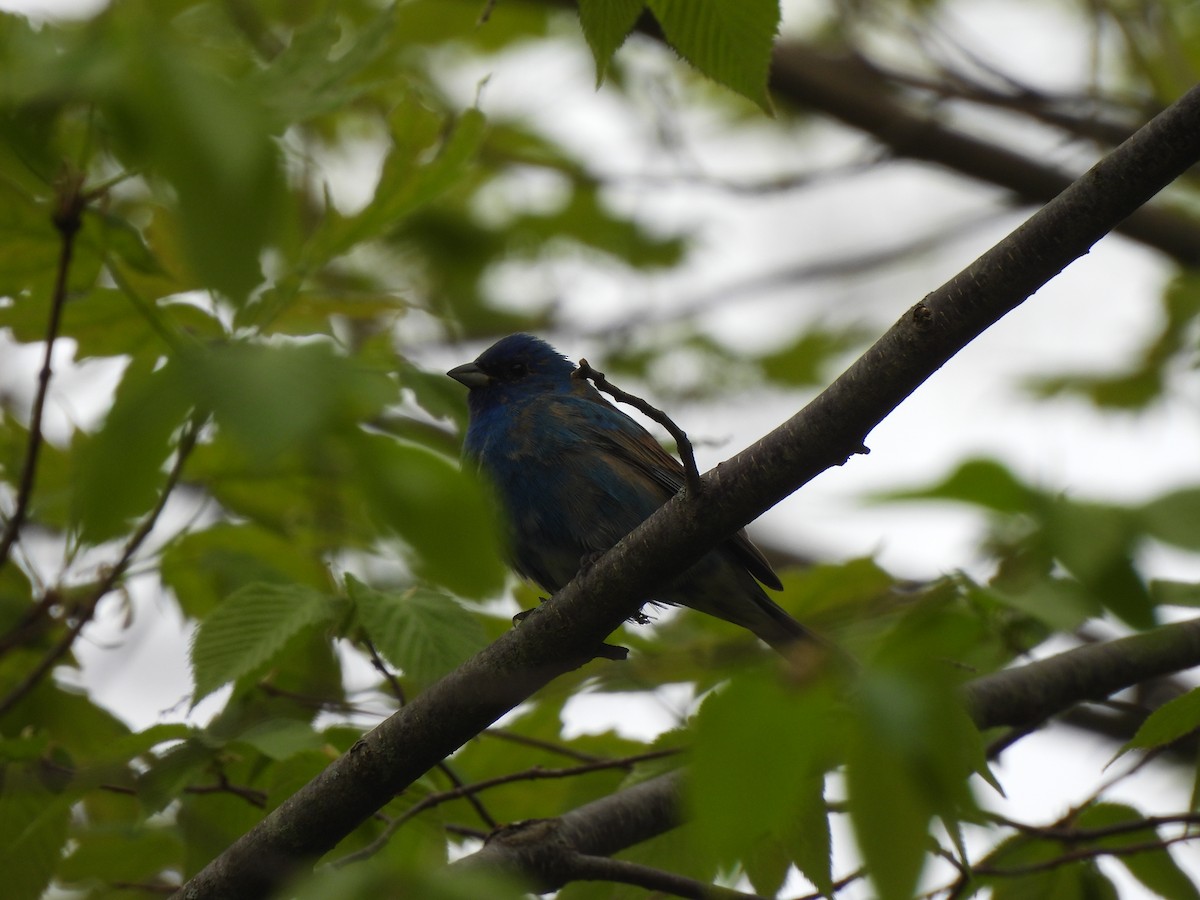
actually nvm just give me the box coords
[875,458,1036,514]
[190,582,335,703]
[179,339,396,462]
[235,718,325,761]
[0,777,70,900]
[577,0,645,83]
[646,0,779,112]
[72,355,194,544]
[347,576,487,686]
[1141,487,1200,551]
[59,826,182,886]
[1120,687,1200,756]
[1075,803,1200,900]
[316,103,486,261]
[347,431,506,598]
[103,14,284,302]
[691,670,839,883]
[1150,579,1200,607]
[1044,500,1155,629]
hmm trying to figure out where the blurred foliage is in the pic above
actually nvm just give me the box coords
[0,0,1195,898]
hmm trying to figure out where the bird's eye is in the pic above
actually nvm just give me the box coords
[508,362,528,378]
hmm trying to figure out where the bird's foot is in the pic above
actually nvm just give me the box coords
[577,550,605,576]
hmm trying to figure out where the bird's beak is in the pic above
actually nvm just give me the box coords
[447,361,491,389]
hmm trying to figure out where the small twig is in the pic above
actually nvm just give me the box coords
[362,637,407,706]
[794,866,866,899]
[481,728,607,764]
[0,418,200,719]
[38,756,267,808]
[973,831,1200,879]
[574,360,702,495]
[362,636,496,829]
[566,852,765,899]
[0,168,87,571]
[332,748,680,868]
[987,809,1200,843]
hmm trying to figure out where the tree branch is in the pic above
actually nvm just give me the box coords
[962,617,1200,730]
[0,170,86,570]
[174,81,1200,900]
[447,617,1200,892]
[0,418,200,719]
[768,42,1200,266]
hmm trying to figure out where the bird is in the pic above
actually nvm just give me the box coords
[447,333,813,652]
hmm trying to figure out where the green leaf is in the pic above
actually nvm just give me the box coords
[179,340,395,462]
[874,458,1036,514]
[646,0,780,112]
[1044,500,1155,629]
[1141,487,1200,551]
[234,717,326,761]
[758,325,874,387]
[1120,687,1200,756]
[250,7,396,125]
[161,522,331,620]
[60,825,182,887]
[189,582,336,703]
[71,355,194,543]
[313,102,487,263]
[347,431,506,598]
[347,575,487,686]
[690,671,838,889]
[577,0,645,83]
[102,11,284,301]
[846,676,936,900]
[1075,803,1200,900]
[0,777,71,900]
[1150,579,1200,607]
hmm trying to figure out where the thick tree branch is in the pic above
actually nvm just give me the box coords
[768,43,1200,266]
[963,617,1200,730]
[174,82,1200,900]
[449,617,1200,892]
[450,771,686,892]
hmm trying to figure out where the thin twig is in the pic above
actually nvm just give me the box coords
[987,809,1200,843]
[794,866,866,900]
[37,756,267,808]
[0,169,87,570]
[973,831,1200,878]
[362,637,496,829]
[332,748,679,868]
[0,418,201,719]
[480,727,607,764]
[574,360,702,495]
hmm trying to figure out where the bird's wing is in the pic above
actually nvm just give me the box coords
[574,392,784,592]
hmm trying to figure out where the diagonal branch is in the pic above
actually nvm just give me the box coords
[0,418,201,720]
[767,43,1200,266]
[0,171,87,570]
[173,81,1200,900]
[447,616,1200,892]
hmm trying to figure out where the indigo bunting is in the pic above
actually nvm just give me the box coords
[448,333,811,651]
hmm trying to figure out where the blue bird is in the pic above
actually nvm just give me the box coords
[447,333,811,651]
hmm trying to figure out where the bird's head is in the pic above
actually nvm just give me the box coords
[447,334,576,403]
